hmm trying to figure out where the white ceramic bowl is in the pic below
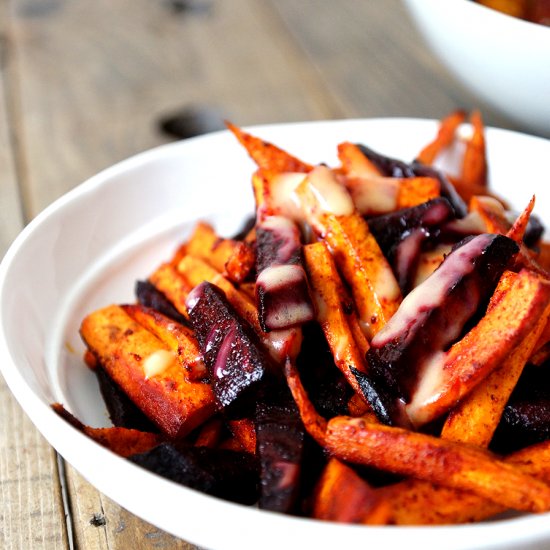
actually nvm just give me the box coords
[403,0,550,137]
[1,119,550,550]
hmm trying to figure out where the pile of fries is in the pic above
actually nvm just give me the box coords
[57,110,550,526]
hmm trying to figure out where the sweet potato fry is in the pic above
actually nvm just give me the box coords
[224,240,256,284]
[227,419,256,454]
[396,177,440,209]
[341,175,440,216]
[296,166,401,337]
[507,195,536,244]
[185,221,242,274]
[537,241,550,272]
[304,241,370,396]
[80,305,216,438]
[337,141,382,177]
[53,404,162,457]
[148,263,193,318]
[441,300,550,447]
[379,440,550,524]
[325,416,550,513]
[469,194,510,233]
[313,458,391,524]
[406,269,550,426]
[461,110,487,188]
[122,304,207,381]
[284,358,327,445]
[194,417,223,448]
[416,110,466,165]
[226,122,312,173]
[252,169,307,219]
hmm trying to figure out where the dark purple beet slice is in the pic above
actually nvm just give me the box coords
[96,364,159,432]
[491,365,550,454]
[186,281,274,412]
[135,280,189,327]
[361,233,519,425]
[255,390,305,513]
[355,143,468,218]
[296,323,350,419]
[255,216,314,332]
[367,198,455,292]
[129,442,259,505]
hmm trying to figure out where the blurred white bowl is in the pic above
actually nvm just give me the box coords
[404,0,550,137]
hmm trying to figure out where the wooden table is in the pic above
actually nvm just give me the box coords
[0,1,529,548]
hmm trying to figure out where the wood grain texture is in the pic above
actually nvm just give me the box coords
[270,0,518,129]
[66,464,196,550]
[10,0,341,217]
[1,2,69,549]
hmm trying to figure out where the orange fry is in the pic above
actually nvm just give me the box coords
[148,263,193,318]
[441,299,550,447]
[296,166,401,337]
[185,221,249,277]
[396,177,440,209]
[507,195,536,244]
[380,440,550,525]
[80,305,216,438]
[226,122,312,173]
[416,110,466,165]
[304,242,370,396]
[461,110,487,188]
[283,358,327,445]
[227,419,257,454]
[313,458,391,525]
[325,416,550,513]
[122,304,207,381]
[337,142,382,177]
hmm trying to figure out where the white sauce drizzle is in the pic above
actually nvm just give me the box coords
[256,264,305,291]
[143,349,177,379]
[371,234,493,348]
[345,175,399,215]
[306,166,355,216]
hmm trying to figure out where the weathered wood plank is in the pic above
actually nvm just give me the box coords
[66,465,196,550]
[270,0,518,129]
[11,0,342,217]
[0,2,69,549]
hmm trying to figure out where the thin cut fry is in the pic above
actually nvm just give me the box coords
[441,301,550,447]
[461,110,487,188]
[148,263,193,318]
[226,122,312,173]
[380,440,550,524]
[325,416,550,513]
[416,110,466,165]
[295,167,401,337]
[122,304,207,381]
[337,142,382,177]
[313,458,391,524]
[507,195,536,244]
[304,242,370,396]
